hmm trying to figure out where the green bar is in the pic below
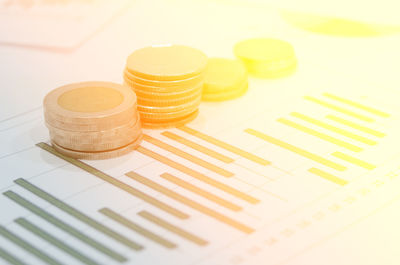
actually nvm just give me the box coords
[3,190,127,263]
[0,246,28,265]
[14,178,144,251]
[0,225,63,265]
[138,211,208,246]
[100,208,177,249]
[15,218,100,265]
[36,142,188,220]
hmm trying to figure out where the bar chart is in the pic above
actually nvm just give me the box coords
[0,76,399,265]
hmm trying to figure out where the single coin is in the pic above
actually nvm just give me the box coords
[124,77,203,98]
[137,95,201,114]
[202,81,248,102]
[51,128,142,152]
[133,85,202,102]
[126,45,207,81]
[203,58,248,93]
[51,134,143,160]
[234,38,296,63]
[136,89,202,107]
[244,59,297,78]
[139,105,199,122]
[44,106,138,132]
[141,110,199,129]
[123,70,204,90]
[44,81,137,126]
[47,114,142,144]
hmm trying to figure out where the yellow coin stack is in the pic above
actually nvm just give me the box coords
[202,58,248,102]
[43,81,143,160]
[234,38,297,78]
[123,45,207,129]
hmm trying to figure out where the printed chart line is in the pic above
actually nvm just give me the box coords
[126,172,255,234]
[15,218,100,265]
[143,134,234,177]
[136,146,260,204]
[290,112,377,145]
[0,246,27,265]
[36,142,189,219]
[3,191,128,262]
[160,173,242,211]
[138,211,208,246]
[244,129,347,171]
[323,93,390,118]
[304,96,374,122]
[99,208,177,249]
[308,168,348,186]
[15,177,145,251]
[277,118,363,152]
[0,225,63,265]
[326,115,386,137]
[178,126,270,165]
[331,152,376,170]
[161,131,235,163]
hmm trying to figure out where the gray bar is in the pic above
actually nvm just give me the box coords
[15,218,100,265]
[0,225,63,265]
[3,190,127,263]
[15,178,144,251]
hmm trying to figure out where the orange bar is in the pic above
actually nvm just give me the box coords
[143,134,234,177]
[161,131,234,163]
[136,146,259,204]
[160,173,242,211]
[126,172,255,234]
[178,126,270,165]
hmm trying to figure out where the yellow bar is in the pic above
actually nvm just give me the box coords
[278,118,363,152]
[161,131,234,163]
[126,172,255,234]
[138,211,208,246]
[160,173,242,211]
[136,146,260,204]
[304,96,374,122]
[331,152,376,170]
[291,112,377,145]
[308,168,348,186]
[143,134,234,177]
[244,129,347,171]
[323,93,390,118]
[326,115,386,138]
[178,126,270,165]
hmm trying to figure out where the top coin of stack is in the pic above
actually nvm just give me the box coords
[123,45,207,129]
[234,38,297,78]
[44,81,143,160]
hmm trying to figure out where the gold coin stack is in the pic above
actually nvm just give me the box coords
[123,45,207,129]
[44,81,142,160]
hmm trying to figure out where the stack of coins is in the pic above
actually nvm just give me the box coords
[234,38,297,78]
[202,58,248,102]
[44,81,142,160]
[123,45,207,129]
